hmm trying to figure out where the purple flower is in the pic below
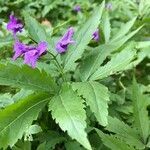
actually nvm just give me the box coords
[74,5,81,12]
[105,3,113,10]
[92,29,99,42]
[7,14,23,36]
[24,42,48,68]
[13,40,47,68]
[13,40,28,60]
[56,27,75,53]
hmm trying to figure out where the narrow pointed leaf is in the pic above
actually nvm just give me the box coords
[102,11,111,43]
[72,81,109,126]
[95,129,135,150]
[89,44,136,80]
[111,17,136,42]
[132,78,149,143]
[63,1,105,72]
[80,26,142,81]
[106,117,145,149]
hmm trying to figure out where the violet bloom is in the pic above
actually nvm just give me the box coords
[13,40,47,68]
[24,42,48,68]
[7,14,23,36]
[74,5,81,12]
[92,29,99,42]
[13,40,28,60]
[56,27,75,53]
[105,3,113,10]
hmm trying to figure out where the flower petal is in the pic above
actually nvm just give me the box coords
[24,50,38,68]
[56,27,75,53]
[37,41,48,56]
[13,40,27,60]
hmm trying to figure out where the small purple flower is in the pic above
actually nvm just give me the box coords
[74,5,81,12]
[92,29,99,42]
[24,41,48,68]
[24,50,39,68]
[13,40,28,60]
[105,3,113,10]
[13,40,47,68]
[7,14,23,36]
[56,27,75,53]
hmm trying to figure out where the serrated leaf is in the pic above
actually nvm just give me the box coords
[0,63,56,92]
[106,117,145,149]
[95,129,135,150]
[63,1,105,72]
[89,44,136,80]
[0,93,50,149]
[80,26,142,81]
[132,78,150,143]
[72,81,109,126]
[49,83,92,150]
[125,48,150,70]
[111,17,136,42]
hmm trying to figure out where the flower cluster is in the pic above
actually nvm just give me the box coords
[7,14,47,68]
[74,5,81,12]
[7,14,23,37]
[13,40,47,68]
[56,28,99,53]
[7,13,100,68]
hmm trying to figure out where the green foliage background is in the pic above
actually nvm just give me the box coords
[0,0,150,150]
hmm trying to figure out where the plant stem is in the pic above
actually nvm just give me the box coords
[48,51,66,82]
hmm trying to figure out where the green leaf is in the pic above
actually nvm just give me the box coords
[12,140,31,150]
[24,125,42,141]
[23,12,47,43]
[0,93,14,109]
[49,83,91,150]
[95,129,135,150]
[12,89,33,102]
[63,1,105,72]
[0,35,13,48]
[89,44,136,80]
[65,141,85,150]
[23,12,56,54]
[72,81,109,126]
[132,78,150,143]
[0,63,56,92]
[0,93,50,149]
[111,17,136,42]
[80,26,142,81]
[102,11,111,43]
[136,41,150,49]
[37,131,66,150]
[106,117,145,149]
[125,48,150,70]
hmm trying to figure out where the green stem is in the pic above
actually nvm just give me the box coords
[119,76,126,90]
[48,51,66,82]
